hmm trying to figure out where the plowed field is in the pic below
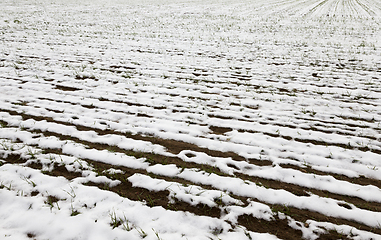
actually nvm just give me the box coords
[1,0,381,239]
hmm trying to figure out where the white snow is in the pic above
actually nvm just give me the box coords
[1,0,381,239]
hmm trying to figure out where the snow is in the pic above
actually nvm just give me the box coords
[1,0,381,239]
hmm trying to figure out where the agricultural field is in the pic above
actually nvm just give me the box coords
[0,0,381,239]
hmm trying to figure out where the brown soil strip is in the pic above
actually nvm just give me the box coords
[236,127,380,155]
[98,97,145,107]
[237,171,381,212]
[280,163,381,189]
[54,85,81,91]
[86,180,221,218]
[0,153,24,164]
[318,230,352,240]
[209,126,233,135]
[49,163,83,180]
[0,108,273,166]
[239,198,381,238]
[295,115,381,131]
[189,115,378,154]
[294,137,381,155]
[207,113,234,120]
[270,203,381,235]
[237,213,352,240]
[336,114,378,123]
[237,214,304,239]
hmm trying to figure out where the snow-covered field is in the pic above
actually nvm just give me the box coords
[1,0,381,239]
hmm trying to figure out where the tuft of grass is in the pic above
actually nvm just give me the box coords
[214,193,224,206]
[137,228,147,238]
[26,148,38,159]
[0,141,14,151]
[45,195,60,210]
[70,208,80,216]
[271,204,291,217]
[0,181,12,190]
[245,231,253,240]
[152,228,162,240]
[109,211,123,229]
[22,176,36,187]
[144,156,156,165]
[121,215,132,231]
[0,120,8,128]
[146,195,156,207]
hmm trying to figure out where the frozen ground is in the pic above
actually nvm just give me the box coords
[0,0,381,239]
